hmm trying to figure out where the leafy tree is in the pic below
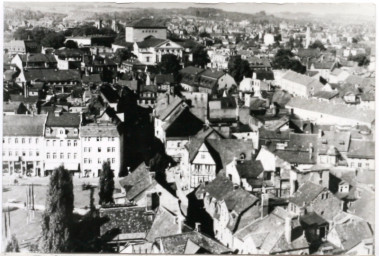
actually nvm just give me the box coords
[99,161,115,205]
[113,48,134,65]
[309,40,326,51]
[13,27,33,40]
[65,40,78,49]
[40,166,74,253]
[41,32,65,49]
[348,54,370,66]
[228,55,252,84]
[272,49,306,74]
[199,31,210,38]
[72,25,100,37]
[192,46,210,68]
[99,27,117,36]
[5,235,20,252]
[157,54,182,80]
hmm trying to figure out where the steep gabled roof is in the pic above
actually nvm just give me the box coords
[3,114,47,136]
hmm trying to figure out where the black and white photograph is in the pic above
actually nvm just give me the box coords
[1,1,376,254]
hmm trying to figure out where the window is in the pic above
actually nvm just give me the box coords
[46,140,50,146]
[146,57,150,62]
[67,153,71,159]
[358,163,362,168]
[107,158,111,163]
[89,159,92,163]
[60,153,64,159]
[74,140,77,146]
[47,153,50,159]
[22,152,26,156]
[98,148,101,153]
[15,138,18,144]
[84,158,88,164]
[60,129,64,135]
[53,140,56,146]
[84,147,87,152]
[112,147,115,152]
[97,137,101,142]
[107,147,111,152]
[112,158,115,163]
[29,138,32,144]
[29,151,33,156]
[88,147,91,153]
[2,151,5,156]
[60,140,63,146]
[73,129,78,135]
[53,153,57,159]
[9,151,13,156]
[98,158,101,164]
[74,153,77,159]
[67,140,71,146]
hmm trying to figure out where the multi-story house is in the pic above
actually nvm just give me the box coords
[11,53,57,70]
[133,37,184,65]
[278,70,324,98]
[80,123,121,177]
[44,111,82,175]
[54,48,83,70]
[2,115,46,176]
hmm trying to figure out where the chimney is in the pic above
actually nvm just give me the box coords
[285,217,293,244]
[195,222,201,232]
[309,143,313,160]
[261,193,269,218]
[146,193,153,211]
[175,217,183,234]
[318,128,323,138]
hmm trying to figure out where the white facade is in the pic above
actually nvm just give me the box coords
[2,135,45,176]
[133,40,184,65]
[81,135,121,177]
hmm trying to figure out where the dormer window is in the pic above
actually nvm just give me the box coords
[74,128,78,135]
[46,128,51,135]
[59,129,65,135]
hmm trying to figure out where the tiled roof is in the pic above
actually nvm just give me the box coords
[19,53,57,63]
[312,90,339,100]
[334,219,373,251]
[82,74,102,83]
[206,139,255,169]
[273,149,316,165]
[197,175,258,215]
[145,207,183,242]
[99,206,155,238]
[179,66,204,76]
[157,231,231,254]
[200,69,225,80]
[45,112,81,127]
[235,160,264,180]
[81,123,119,137]
[136,38,167,48]
[347,189,374,225]
[289,181,325,207]
[155,95,183,120]
[3,114,47,136]
[23,69,81,82]
[119,162,154,201]
[155,74,174,84]
[127,18,166,28]
[287,96,375,124]
[255,70,275,80]
[9,95,39,104]
[347,139,375,159]
[54,48,83,58]
[318,131,350,154]
[281,70,324,91]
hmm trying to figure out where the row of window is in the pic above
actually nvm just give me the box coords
[84,158,116,164]
[350,162,370,168]
[141,30,158,33]
[46,128,78,136]
[47,153,77,159]
[84,147,116,153]
[46,139,78,147]
[83,137,116,142]
[3,151,40,157]
[3,138,39,144]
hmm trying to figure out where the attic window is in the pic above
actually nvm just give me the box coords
[46,128,51,135]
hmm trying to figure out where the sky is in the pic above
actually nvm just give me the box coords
[4,1,376,18]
